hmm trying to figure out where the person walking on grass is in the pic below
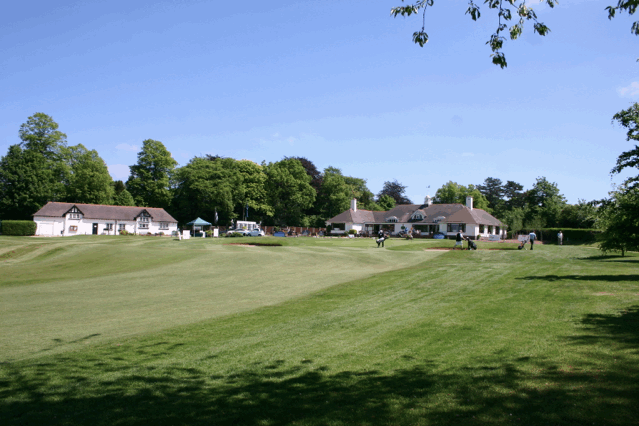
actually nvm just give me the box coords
[557,231,563,245]
[529,231,537,250]
[455,230,464,250]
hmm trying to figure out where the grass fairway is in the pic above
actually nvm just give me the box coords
[1,236,638,425]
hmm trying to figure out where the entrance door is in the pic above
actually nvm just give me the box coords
[92,223,98,235]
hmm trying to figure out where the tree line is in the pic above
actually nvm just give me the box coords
[433,176,596,233]
[1,112,636,254]
[0,113,411,227]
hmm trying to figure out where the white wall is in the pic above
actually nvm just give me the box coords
[466,224,479,238]
[346,223,363,233]
[34,216,177,236]
[35,217,65,236]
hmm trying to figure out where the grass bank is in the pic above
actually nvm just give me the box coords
[1,237,638,425]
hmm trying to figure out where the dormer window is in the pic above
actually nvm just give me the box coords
[138,211,151,223]
[67,207,82,220]
[386,216,398,223]
[411,213,424,220]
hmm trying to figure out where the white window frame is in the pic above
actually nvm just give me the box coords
[139,223,149,229]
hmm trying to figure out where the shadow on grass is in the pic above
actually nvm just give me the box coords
[571,306,639,347]
[1,346,638,425]
[575,254,639,264]
[517,274,639,282]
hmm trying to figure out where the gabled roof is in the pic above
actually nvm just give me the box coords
[33,202,178,223]
[327,203,504,227]
[326,209,376,224]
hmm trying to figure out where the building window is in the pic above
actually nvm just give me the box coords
[68,213,81,220]
[140,216,150,223]
[69,226,78,232]
[104,223,114,231]
[139,223,149,229]
[386,217,398,223]
[488,225,494,234]
[479,224,485,233]
[496,226,500,234]
[160,222,169,230]
[447,223,466,233]
[331,223,345,230]
[119,224,126,231]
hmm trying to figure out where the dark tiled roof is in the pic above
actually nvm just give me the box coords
[326,209,376,224]
[327,203,505,227]
[33,202,178,222]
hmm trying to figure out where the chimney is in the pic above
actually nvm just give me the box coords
[351,198,357,212]
[424,195,433,207]
[466,196,473,210]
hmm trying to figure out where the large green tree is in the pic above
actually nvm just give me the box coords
[18,112,67,159]
[611,102,639,190]
[112,181,136,207]
[377,194,396,211]
[233,159,272,222]
[597,186,639,257]
[0,113,68,219]
[378,180,412,205]
[524,177,566,228]
[558,200,597,229]
[343,175,376,210]
[317,167,351,220]
[172,157,242,225]
[264,158,316,226]
[61,144,114,205]
[476,177,504,211]
[126,139,177,209]
[433,181,490,211]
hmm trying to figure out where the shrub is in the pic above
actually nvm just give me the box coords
[225,232,244,238]
[348,229,357,235]
[2,220,37,236]
[119,229,129,236]
[518,228,600,244]
[158,232,164,236]
[205,230,213,237]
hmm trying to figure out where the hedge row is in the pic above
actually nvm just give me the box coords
[508,228,600,243]
[1,220,37,236]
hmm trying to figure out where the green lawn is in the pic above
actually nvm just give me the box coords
[1,236,638,425]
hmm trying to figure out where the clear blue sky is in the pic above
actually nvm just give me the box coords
[1,0,637,204]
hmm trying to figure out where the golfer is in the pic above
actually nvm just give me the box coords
[455,230,464,249]
[529,231,537,250]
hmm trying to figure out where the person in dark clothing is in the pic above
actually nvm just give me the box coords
[376,235,387,248]
[529,231,537,250]
[455,231,464,249]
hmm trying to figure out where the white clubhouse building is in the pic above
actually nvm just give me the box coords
[33,202,178,236]
[327,196,506,240]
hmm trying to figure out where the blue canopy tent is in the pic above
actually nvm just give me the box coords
[185,217,212,237]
